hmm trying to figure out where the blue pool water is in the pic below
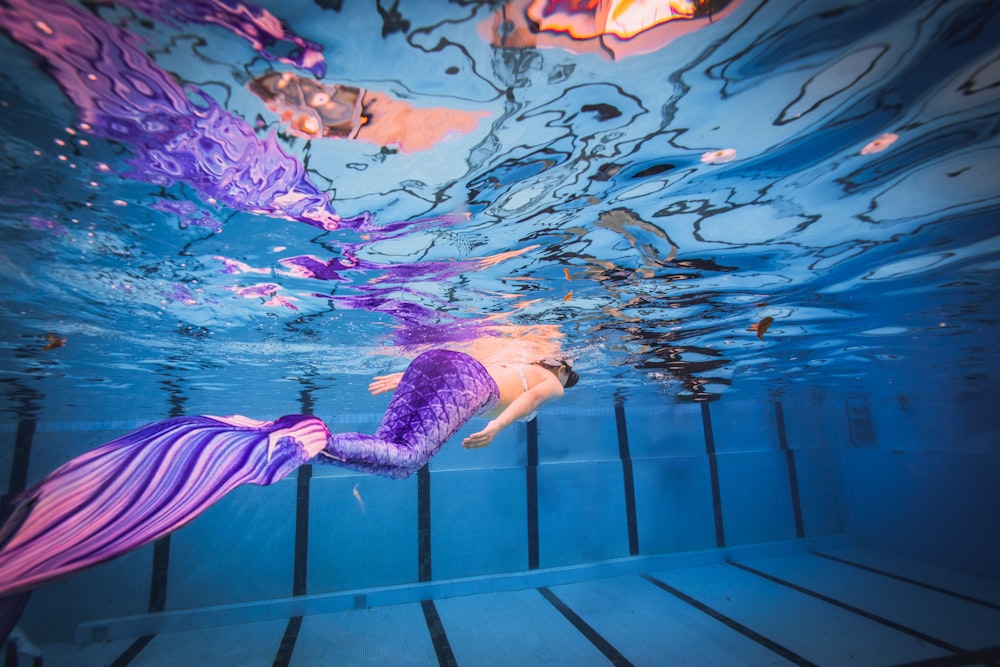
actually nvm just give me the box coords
[0,0,998,664]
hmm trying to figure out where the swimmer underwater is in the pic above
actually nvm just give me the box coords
[0,349,579,642]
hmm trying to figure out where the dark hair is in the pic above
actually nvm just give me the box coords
[538,358,579,388]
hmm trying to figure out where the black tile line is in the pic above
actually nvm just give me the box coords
[700,403,725,548]
[418,465,432,582]
[293,465,312,596]
[526,419,539,570]
[4,420,35,504]
[148,537,170,612]
[294,386,315,597]
[109,635,155,667]
[1,420,36,657]
[421,600,457,667]
[538,587,634,667]
[272,389,316,666]
[640,574,816,667]
[10,644,41,667]
[729,561,969,656]
[148,396,186,616]
[812,552,1000,612]
[888,644,1000,667]
[3,626,41,667]
[774,401,805,538]
[273,616,303,667]
[614,404,640,556]
[112,410,163,666]
[0,592,30,659]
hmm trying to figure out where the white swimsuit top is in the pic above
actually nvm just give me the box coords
[499,364,538,422]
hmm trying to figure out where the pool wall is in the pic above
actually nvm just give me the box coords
[3,386,998,643]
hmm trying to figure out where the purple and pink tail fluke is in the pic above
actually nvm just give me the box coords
[0,414,330,600]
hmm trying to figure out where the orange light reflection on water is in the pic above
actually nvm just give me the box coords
[529,0,700,40]
[249,72,489,153]
[480,0,740,60]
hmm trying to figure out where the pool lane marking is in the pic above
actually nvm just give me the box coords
[774,401,805,538]
[615,404,640,556]
[700,404,726,548]
[418,465,432,582]
[109,635,155,667]
[538,586,634,667]
[3,420,35,508]
[641,573,816,667]
[293,465,312,596]
[274,390,315,665]
[730,561,969,655]
[889,645,1000,666]
[526,419,539,570]
[812,552,1000,612]
[421,599,457,667]
[273,616,303,667]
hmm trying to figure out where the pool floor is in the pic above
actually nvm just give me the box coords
[29,545,1000,666]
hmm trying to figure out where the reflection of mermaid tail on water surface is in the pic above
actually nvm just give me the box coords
[0,350,500,638]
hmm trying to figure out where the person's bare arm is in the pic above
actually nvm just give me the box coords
[462,377,564,448]
[369,373,404,395]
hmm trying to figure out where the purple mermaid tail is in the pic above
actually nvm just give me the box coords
[316,350,499,478]
[0,349,497,640]
[0,414,330,599]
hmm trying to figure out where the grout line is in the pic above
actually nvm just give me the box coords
[641,573,816,667]
[538,587,634,667]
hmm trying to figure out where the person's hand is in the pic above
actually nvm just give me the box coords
[462,421,501,448]
[369,373,403,395]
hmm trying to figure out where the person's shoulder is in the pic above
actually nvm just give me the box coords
[532,373,565,400]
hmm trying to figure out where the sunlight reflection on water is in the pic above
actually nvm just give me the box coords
[0,0,998,413]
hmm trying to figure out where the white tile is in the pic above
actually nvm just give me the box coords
[654,563,950,667]
[129,619,287,666]
[550,576,798,666]
[436,589,610,666]
[291,603,437,666]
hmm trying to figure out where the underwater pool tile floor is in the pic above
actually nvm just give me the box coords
[31,546,1000,667]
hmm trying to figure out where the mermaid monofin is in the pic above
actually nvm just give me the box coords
[0,349,500,641]
[0,414,330,599]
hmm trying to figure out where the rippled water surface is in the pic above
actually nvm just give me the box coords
[1,0,998,415]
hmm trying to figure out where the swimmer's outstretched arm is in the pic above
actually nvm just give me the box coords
[462,375,564,449]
